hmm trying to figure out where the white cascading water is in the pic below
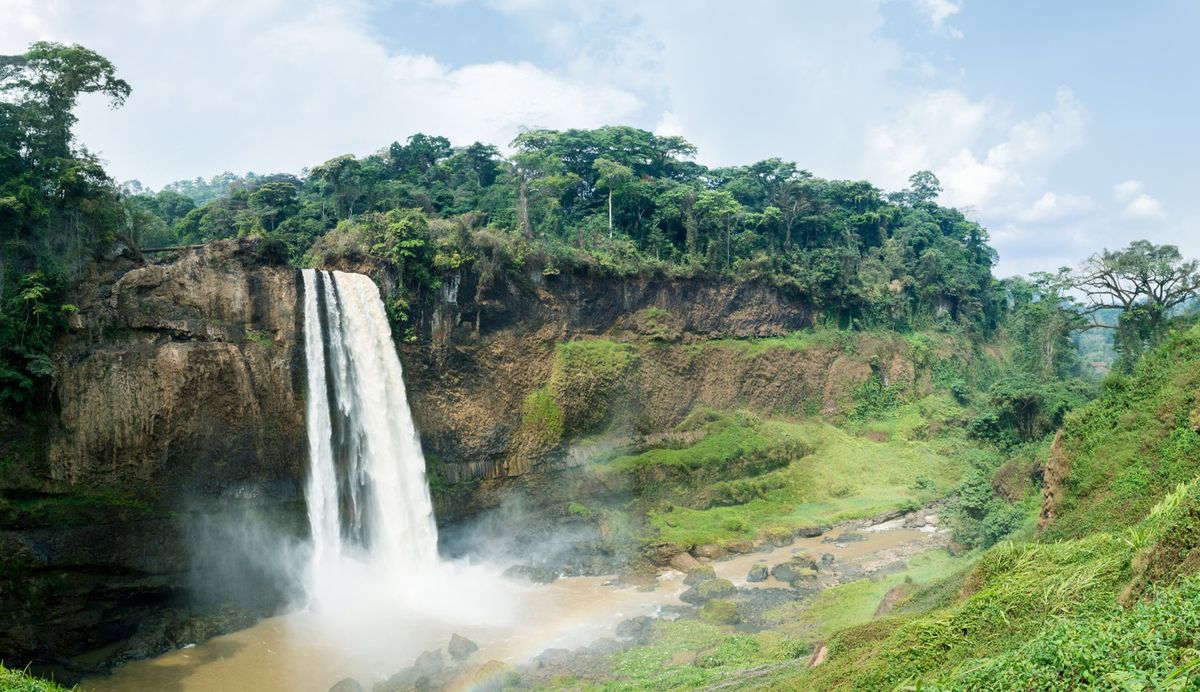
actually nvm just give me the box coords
[301,269,440,602]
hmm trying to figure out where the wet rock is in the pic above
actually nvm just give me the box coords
[448,633,478,661]
[413,648,444,678]
[872,560,909,577]
[114,605,259,665]
[771,562,799,583]
[837,565,866,582]
[329,678,364,692]
[820,552,835,565]
[532,648,572,669]
[680,577,735,604]
[691,544,727,561]
[734,587,805,627]
[866,518,907,532]
[794,525,825,538]
[902,512,926,528]
[616,615,654,644]
[725,540,755,554]
[763,529,794,548]
[700,598,739,624]
[587,637,628,655]
[770,553,819,584]
[669,551,702,573]
[747,564,769,582]
[448,661,517,692]
[502,564,559,584]
[823,531,866,544]
[683,565,716,585]
[643,542,682,566]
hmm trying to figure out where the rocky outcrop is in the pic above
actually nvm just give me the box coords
[397,269,940,517]
[0,239,306,672]
[400,271,816,493]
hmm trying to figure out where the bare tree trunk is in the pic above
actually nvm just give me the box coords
[517,177,532,239]
[608,190,613,239]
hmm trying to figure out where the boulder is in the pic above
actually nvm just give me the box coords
[725,540,755,554]
[502,564,559,584]
[615,615,654,644]
[823,531,867,544]
[680,577,735,604]
[448,633,479,661]
[820,553,835,566]
[746,564,769,583]
[683,565,716,585]
[532,648,572,669]
[587,637,628,655]
[691,544,727,561]
[413,648,444,678]
[771,555,819,585]
[762,528,794,548]
[699,598,739,625]
[669,552,702,573]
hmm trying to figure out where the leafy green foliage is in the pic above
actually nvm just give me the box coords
[0,664,72,692]
[1043,325,1200,540]
[944,472,1032,549]
[946,575,1200,689]
[967,374,1090,449]
[0,42,133,409]
[142,129,1006,338]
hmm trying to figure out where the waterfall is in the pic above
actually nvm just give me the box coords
[301,269,439,597]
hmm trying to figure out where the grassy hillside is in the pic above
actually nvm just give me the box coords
[530,324,1200,690]
[790,325,1200,688]
[1042,325,1200,540]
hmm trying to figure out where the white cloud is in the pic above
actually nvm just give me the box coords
[865,86,1086,214]
[1113,179,1143,203]
[6,0,641,187]
[912,0,963,38]
[1124,193,1165,220]
[1017,191,1095,222]
[1112,180,1165,219]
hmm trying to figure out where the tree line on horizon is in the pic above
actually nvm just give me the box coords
[2,41,1197,413]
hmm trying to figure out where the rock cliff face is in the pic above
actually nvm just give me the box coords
[402,271,810,478]
[1,241,925,672]
[0,240,306,671]
[397,269,933,517]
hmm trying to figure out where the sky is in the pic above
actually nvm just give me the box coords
[2,0,1197,278]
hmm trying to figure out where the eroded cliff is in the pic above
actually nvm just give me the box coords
[0,239,306,671]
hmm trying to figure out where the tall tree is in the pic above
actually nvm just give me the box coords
[593,156,633,238]
[1074,240,1200,366]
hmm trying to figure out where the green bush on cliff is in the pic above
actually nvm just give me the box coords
[518,385,564,446]
[549,339,637,434]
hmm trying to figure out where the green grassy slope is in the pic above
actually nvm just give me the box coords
[789,325,1200,689]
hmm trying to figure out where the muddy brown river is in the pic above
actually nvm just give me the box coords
[83,526,935,692]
